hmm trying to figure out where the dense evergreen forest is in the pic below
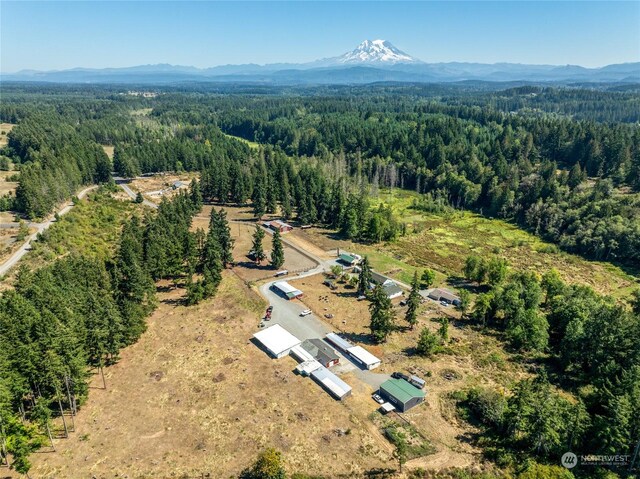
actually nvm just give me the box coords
[0,83,639,476]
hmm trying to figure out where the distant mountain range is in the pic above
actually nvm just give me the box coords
[3,40,639,85]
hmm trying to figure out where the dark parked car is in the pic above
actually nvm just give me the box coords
[391,372,410,381]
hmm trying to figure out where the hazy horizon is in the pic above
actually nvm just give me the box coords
[1,1,639,73]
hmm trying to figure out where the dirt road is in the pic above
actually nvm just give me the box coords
[0,185,98,277]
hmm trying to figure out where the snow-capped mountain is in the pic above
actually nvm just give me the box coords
[3,38,638,84]
[334,39,421,65]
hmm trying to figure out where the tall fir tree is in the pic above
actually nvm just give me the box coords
[270,229,285,269]
[405,271,420,330]
[251,224,266,263]
[369,285,395,343]
[357,256,373,297]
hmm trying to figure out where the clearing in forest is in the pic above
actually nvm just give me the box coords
[28,273,394,478]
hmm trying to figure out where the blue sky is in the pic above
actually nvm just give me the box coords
[1,1,638,72]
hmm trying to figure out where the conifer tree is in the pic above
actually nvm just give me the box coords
[209,209,234,267]
[357,256,373,297]
[369,285,395,343]
[251,225,266,263]
[405,271,420,330]
[270,229,285,269]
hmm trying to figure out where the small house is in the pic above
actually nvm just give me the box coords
[379,378,425,412]
[382,282,404,300]
[301,339,340,368]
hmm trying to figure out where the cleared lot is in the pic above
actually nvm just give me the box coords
[29,273,392,478]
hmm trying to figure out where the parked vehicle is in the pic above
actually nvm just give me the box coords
[372,393,384,404]
[409,375,426,389]
[299,309,312,317]
[323,279,337,290]
[399,300,407,306]
[440,300,449,307]
[274,270,288,277]
[391,372,410,381]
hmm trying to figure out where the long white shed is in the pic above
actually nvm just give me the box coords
[347,345,381,370]
[253,324,301,359]
[310,366,352,400]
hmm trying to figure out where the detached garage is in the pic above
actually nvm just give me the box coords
[253,324,301,358]
[379,379,425,412]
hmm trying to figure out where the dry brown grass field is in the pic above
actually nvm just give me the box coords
[28,273,394,479]
[0,170,18,196]
[288,275,526,471]
[0,122,14,147]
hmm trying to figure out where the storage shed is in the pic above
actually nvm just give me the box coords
[310,366,352,400]
[338,252,361,266]
[427,288,461,306]
[325,333,354,353]
[347,345,381,370]
[301,339,340,368]
[253,324,302,359]
[271,281,304,300]
[264,220,293,233]
[379,379,425,412]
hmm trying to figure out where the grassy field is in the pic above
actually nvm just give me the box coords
[223,132,261,149]
[0,170,18,196]
[4,190,136,284]
[295,188,636,299]
[0,122,14,147]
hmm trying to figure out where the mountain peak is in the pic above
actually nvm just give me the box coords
[336,39,421,65]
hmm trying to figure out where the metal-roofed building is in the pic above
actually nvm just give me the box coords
[324,333,354,353]
[427,288,461,306]
[271,281,303,300]
[347,345,381,370]
[382,282,403,300]
[301,339,340,368]
[253,324,302,359]
[264,220,293,233]
[338,252,361,266]
[310,366,352,400]
[379,379,425,412]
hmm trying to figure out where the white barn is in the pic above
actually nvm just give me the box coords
[253,324,301,359]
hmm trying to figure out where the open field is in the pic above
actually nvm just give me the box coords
[126,173,199,204]
[29,273,394,478]
[291,189,637,299]
[101,145,114,159]
[0,170,18,195]
[0,122,14,147]
[191,214,317,282]
[223,132,261,149]
[0,224,35,265]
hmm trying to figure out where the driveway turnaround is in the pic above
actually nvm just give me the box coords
[258,274,391,390]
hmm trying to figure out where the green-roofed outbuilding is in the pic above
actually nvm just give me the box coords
[338,252,361,266]
[379,379,425,412]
